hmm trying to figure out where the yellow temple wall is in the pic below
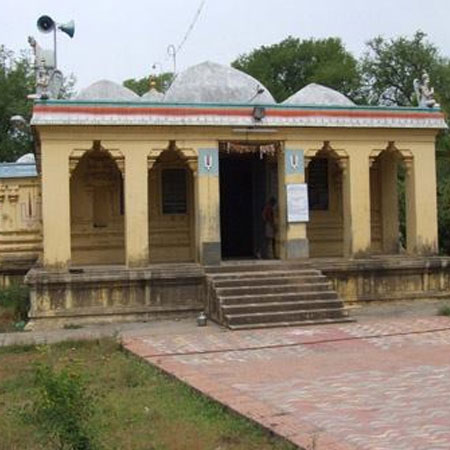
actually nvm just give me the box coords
[0,176,42,286]
[0,176,42,260]
[5,125,439,270]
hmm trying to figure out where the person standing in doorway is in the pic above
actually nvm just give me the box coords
[262,197,277,258]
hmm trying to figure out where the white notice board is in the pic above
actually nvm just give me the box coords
[287,183,309,222]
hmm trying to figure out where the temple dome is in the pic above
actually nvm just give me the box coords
[164,61,275,104]
[141,88,164,102]
[76,80,140,101]
[283,83,355,106]
[16,153,35,164]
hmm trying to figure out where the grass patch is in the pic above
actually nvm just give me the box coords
[438,304,450,316]
[0,339,295,450]
[0,284,30,333]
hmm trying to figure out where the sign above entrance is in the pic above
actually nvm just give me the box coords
[285,149,304,175]
[198,148,219,176]
[287,183,309,222]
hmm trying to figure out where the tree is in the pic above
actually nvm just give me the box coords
[123,72,173,96]
[361,31,450,108]
[232,36,362,103]
[0,46,35,162]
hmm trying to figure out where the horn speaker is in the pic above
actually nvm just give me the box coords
[58,20,75,38]
[37,15,55,33]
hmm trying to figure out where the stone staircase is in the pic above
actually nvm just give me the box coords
[205,261,353,330]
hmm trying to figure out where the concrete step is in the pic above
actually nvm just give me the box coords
[221,299,345,315]
[216,282,333,296]
[213,274,327,287]
[208,269,321,280]
[219,290,339,305]
[228,316,355,330]
[205,262,313,275]
[225,307,349,326]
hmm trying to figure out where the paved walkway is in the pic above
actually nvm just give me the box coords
[124,316,450,450]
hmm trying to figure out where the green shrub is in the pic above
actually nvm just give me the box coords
[438,304,450,316]
[23,363,101,450]
[0,284,30,321]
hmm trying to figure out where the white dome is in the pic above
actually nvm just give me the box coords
[164,61,275,104]
[16,153,35,164]
[283,83,355,106]
[76,80,140,101]
[141,88,164,102]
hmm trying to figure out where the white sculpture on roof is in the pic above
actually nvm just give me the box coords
[414,72,440,108]
[28,36,63,99]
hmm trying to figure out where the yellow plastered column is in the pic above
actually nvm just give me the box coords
[278,146,308,259]
[121,143,151,267]
[406,143,438,254]
[343,147,372,256]
[195,145,221,265]
[41,142,73,269]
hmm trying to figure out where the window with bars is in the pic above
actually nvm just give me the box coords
[308,158,329,210]
[162,169,187,214]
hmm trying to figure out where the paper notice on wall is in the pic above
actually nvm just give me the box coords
[287,183,309,222]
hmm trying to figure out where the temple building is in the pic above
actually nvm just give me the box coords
[1,61,449,329]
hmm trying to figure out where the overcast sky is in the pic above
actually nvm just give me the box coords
[2,0,450,91]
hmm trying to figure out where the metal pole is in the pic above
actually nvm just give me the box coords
[53,27,57,68]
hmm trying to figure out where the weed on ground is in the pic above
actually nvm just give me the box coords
[438,303,450,316]
[0,339,295,450]
[0,285,29,333]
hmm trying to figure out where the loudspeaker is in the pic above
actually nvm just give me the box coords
[37,15,55,33]
[58,20,75,38]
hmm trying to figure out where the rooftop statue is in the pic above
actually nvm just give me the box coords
[414,72,440,108]
[28,36,63,100]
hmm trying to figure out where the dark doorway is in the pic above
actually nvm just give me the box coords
[220,150,276,259]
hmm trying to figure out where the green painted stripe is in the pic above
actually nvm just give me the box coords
[34,99,442,114]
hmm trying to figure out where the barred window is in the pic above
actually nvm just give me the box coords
[308,158,329,210]
[162,169,187,214]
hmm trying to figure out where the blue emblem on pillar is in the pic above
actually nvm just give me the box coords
[198,148,219,176]
[285,149,304,175]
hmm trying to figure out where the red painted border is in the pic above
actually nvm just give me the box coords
[33,104,444,121]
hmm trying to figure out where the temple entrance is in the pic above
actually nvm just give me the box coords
[219,143,278,259]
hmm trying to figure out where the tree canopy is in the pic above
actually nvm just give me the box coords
[123,72,173,96]
[0,46,35,162]
[232,36,361,103]
[361,31,450,109]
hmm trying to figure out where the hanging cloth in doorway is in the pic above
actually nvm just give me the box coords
[225,142,277,159]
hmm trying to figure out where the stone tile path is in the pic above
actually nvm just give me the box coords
[124,317,450,450]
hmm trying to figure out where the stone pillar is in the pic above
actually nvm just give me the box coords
[122,143,150,267]
[380,153,399,253]
[405,144,438,254]
[41,142,72,269]
[278,147,309,259]
[342,148,372,257]
[195,147,221,265]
